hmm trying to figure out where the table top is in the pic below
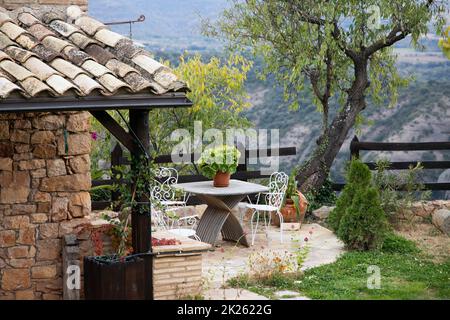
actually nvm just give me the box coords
[174,180,269,196]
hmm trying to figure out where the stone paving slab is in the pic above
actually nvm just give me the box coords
[202,223,345,300]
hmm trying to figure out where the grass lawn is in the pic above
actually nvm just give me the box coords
[229,234,450,300]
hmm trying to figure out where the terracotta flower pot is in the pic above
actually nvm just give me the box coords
[214,171,231,187]
[272,192,308,227]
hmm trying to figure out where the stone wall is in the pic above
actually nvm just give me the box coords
[0,0,88,11]
[0,111,91,300]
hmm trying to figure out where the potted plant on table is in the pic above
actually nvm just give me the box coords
[198,145,241,187]
[273,172,308,227]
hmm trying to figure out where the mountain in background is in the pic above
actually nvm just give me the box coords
[89,0,450,195]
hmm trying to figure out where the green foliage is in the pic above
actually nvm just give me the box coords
[90,167,113,202]
[150,54,253,162]
[284,171,298,200]
[382,233,420,255]
[328,159,388,250]
[198,145,241,179]
[328,159,372,231]
[373,159,431,220]
[305,177,337,213]
[337,187,389,250]
[207,0,446,112]
[438,26,450,59]
[283,171,302,220]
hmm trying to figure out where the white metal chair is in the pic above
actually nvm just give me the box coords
[150,167,200,240]
[246,172,289,245]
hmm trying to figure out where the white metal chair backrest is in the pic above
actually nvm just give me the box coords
[150,167,179,203]
[265,172,289,209]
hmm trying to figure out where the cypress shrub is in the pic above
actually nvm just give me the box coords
[327,159,372,230]
[337,187,388,250]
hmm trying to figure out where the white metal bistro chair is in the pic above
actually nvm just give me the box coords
[246,172,289,245]
[150,167,200,240]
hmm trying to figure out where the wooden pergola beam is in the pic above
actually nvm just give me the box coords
[90,110,136,152]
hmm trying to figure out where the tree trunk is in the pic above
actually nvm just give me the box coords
[296,59,369,193]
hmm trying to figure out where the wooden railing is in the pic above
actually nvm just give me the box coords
[92,144,297,210]
[332,136,450,191]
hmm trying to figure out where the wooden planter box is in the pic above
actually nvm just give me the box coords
[83,255,152,300]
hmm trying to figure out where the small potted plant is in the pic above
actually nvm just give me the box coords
[273,172,308,227]
[198,145,241,187]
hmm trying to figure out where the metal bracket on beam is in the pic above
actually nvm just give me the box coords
[90,110,136,152]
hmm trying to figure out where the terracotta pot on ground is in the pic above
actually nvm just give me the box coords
[214,171,231,187]
[272,192,308,227]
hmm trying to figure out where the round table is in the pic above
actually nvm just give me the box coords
[174,180,269,247]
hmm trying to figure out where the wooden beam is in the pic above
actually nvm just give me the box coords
[352,141,450,151]
[90,111,136,152]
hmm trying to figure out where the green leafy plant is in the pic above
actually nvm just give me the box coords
[305,177,337,213]
[198,145,241,179]
[372,159,431,222]
[284,171,302,220]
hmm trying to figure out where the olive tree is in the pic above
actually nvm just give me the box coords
[206,0,446,192]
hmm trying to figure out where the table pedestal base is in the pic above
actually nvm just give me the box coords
[195,194,249,247]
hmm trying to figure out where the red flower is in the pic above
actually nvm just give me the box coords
[304,237,309,242]
[91,131,98,141]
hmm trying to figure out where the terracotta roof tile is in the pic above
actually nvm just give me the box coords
[41,36,72,52]
[15,33,38,50]
[49,20,79,38]
[94,29,124,47]
[105,59,137,78]
[46,74,79,95]
[20,76,53,97]
[0,59,34,81]
[63,47,91,66]
[0,12,12,27]
[0,5,188,100]
[114,38,146,60]
[0,76,22,98]
[72,73,103,95]
[41,11,65,25]
[123,72,152,92]
[1,22,27,40]
[0,50,11,62]
[23,56,60,81]
[0,31,14,50]
[17,12,40,27]
[69,32,98,49]
[28,23,55,41]
[50,58,86,79]
[81,59,111,77]
[31,44,61,62]
[98,73,130,93]
[75,16,106,36]
[84,43,115,65]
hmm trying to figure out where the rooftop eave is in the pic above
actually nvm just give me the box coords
[0,93,193,113]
